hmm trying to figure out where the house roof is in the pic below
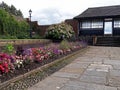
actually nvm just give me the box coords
[74,5,120,19]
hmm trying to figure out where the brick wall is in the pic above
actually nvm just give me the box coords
[65,19,79,36]
[37,25,50,36]
[26,18,79,37]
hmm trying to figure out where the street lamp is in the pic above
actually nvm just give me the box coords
[29,9,32,38]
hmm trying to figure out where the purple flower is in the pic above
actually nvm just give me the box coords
[23,48,32,56]
[53,49,60,55]
[10,55,16,63]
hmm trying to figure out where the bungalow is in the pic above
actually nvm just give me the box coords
[74,5,120,36]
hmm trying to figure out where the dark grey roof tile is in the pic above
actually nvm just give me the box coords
[74,5,120,19]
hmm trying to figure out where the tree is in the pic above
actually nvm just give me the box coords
[17,9,23,17]
[0,9,29,38]
[10,5,17,15]
[0,1,23,17]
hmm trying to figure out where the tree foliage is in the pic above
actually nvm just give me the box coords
[0,9,29,39]
[0,1,23,17]
[45,22,75,40]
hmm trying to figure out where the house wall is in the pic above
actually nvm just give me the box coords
[113,28,120,36]
[113,18,120,36]
[78,18,120,36]
[79,19,104,36]
[79,29,104,36]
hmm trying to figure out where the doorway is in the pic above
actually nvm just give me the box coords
[104,21,112,35]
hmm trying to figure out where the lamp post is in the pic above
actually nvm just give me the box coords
[29,9,32,38]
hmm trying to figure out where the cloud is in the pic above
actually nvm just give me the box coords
[2,0,120,25]
[32,8,74,25]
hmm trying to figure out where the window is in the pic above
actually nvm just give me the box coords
[92,21,103,28]
[81,20,103,29]
[114,20,120,28]
[81,21,91,28]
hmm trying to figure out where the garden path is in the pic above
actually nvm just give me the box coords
[28,46,120,90]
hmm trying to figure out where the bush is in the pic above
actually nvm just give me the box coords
[2,43,15,54]
[31,34,43,39]
[16,32,29,39]
[45,22,75,40]
[0,35,17,39]
[59,39,71,50]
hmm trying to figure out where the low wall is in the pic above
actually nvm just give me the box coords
[0,39,51,46]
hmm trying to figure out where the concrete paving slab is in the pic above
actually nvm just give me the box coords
[61,81,117,90]
[59,68,85,74]
[74,56,93,61]
[75,58,93,62]
[108,76,120,87]
[110,57,120,60]
[117,87,120,90]
[112,65,120,70]
[87,63,113,72]
[79,75,106,85]
[72,61,92,64]
[84,69,107,77]
[65,63,89,69]
[109,70,120,77]
[52,72,80,79]
[104,60,120,65]
[28,77,69,90]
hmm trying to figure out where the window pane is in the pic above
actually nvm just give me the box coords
[81,21,91,28]
[92,20,103,28]
[114,20,120,28]
[81,20,103,29]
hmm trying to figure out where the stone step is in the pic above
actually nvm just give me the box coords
[96,36,120,47]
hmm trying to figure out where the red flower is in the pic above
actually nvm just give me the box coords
[2,63,9,73]
[0,64,5,73]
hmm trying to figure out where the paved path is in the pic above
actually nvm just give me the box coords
[28,46,120,90]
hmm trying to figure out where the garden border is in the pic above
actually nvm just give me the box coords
[0,47,89,90]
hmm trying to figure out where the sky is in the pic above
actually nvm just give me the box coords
[1,0,120,25]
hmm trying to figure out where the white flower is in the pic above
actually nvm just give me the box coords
[16,60,19,64]
[19,61,23,64]
[41,56,44,59]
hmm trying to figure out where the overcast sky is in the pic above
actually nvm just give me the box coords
[1,0,120,25]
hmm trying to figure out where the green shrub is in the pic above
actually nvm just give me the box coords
[45,22,75,40]
[16,32,29,39]
[2,43,15,54]
[59,39,71,50]
[31,34,43,39]
[0,35,17,39]
[0,9,29,39]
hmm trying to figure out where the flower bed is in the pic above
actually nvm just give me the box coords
[0,41,87,83]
